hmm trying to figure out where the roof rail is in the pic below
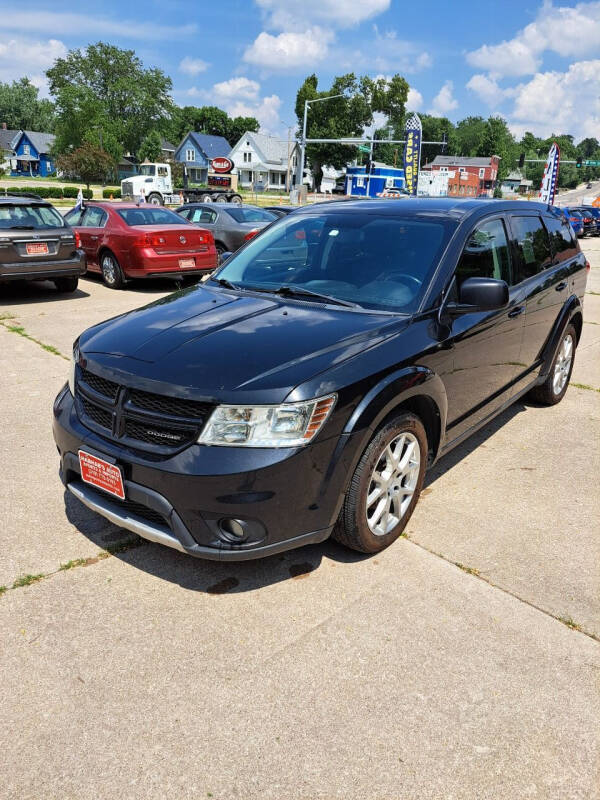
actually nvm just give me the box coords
[2,191,44,201]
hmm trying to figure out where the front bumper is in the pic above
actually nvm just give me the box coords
[53,385,360,560]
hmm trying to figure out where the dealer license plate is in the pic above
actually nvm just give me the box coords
[78,450,125,500]
[179,258,195,268]
[26,242,49,255]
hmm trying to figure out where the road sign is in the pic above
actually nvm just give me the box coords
[584,160,600,167]
[358,144,371,153]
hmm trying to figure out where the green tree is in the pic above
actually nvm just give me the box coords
[138,130,163,162]
[168,105,259,147]
[455,116,487,157]
[56,143,115,189]
[0,78,55,131]
[47,42,173,157]
[419,115,457,164]
[480,116,517,180]
[295,72,409,189]
[227,116,260,146]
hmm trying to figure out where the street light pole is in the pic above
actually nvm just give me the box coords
[297,93,345,190]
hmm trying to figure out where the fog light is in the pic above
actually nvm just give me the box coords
[219,518,247,542]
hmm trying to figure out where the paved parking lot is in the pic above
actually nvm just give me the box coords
[1,244,599,799]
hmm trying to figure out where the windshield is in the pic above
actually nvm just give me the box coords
[224,207,277,224]
[214,210,455,313]
[0,203,66,230]
[139,165,156,176]
[117,207,187,226]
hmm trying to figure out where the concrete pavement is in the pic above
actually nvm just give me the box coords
[1,241,599,799]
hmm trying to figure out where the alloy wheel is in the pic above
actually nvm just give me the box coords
[553,333,573,395]
[102,256,116,285]
[366,432,420,536]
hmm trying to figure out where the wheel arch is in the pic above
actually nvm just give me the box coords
[539,294,582,378]
[343,367,447,464]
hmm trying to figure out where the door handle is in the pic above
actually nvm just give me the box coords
[508,306,525,318]
[555,281,567,291]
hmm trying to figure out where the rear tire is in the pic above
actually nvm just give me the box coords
[333,413,427,554]
[202,194,213,203]
[54,276,79,293]
[528,323,576,405]
[147,193,163,206]
[215,195,228,203]
[100,252,124,289]
[229,194,243,205]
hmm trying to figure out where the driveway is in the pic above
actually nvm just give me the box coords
[1,250,599,799]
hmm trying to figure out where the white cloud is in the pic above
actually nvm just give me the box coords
[212,77,260,101]
[508,59,600,140]
[466,73,515,106]
[0,10,196,41]
[0,36,67,93]
[428,81,458,116]
[255,0,390,29]
[243,27,334,70]
[179,57,209,76]
[227,94,283,134]
[407,87,423,110]
[466,1,600,78]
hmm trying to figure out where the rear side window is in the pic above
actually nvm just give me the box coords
[455,218,511,286]
[511,216,552,282]
[64,208,85,226]
[543,215,578,262]
[82,207,108,227]
[190,207,217,224]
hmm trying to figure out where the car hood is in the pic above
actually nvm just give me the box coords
[80,284,406,404]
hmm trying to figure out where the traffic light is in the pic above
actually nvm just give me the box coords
[365,159,371,173]
[518,153,525,168]
[576,157,583,168]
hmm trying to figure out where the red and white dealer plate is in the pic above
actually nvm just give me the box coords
[78,450,125,500]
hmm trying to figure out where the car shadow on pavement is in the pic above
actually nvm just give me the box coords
[1,280,90,304]
[81,272,193,294]
[63,397,536,595]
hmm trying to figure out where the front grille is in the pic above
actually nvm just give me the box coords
[75,365,212,453]
[122,181,133,197]
[80,367,119,400]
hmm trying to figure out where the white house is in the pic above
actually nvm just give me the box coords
[229,131,298,191]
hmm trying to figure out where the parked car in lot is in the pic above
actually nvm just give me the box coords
[64,202,217,288]
[570,206,600,236]
[561,208,585,237]
[53,199,588,561]
[175,203,277,257]
[0,194,85,292]
[263,206,297,217]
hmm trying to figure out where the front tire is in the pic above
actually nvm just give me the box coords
[54,276,79,293]
[333,413,427,554]
[202,194,213,203]
[100,252,124,289]
[528,323,577,405]
[146,193,163,206]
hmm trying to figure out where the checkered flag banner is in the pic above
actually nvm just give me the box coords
[403,114,422,196]
[538,142,560,205]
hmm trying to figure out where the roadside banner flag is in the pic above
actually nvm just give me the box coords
[74,188,84,211]
[539,142,560,205]
[403,113,422,196]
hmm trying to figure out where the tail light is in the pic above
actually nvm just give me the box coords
[583,217,592,223]
[585,260,591,272]
[134,233,167,247]
[74,232,81,249]
[570,217,579,222]
[244,228,260,241]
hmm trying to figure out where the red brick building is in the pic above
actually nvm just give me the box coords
[447,170,480,197]
[423,155,500,197]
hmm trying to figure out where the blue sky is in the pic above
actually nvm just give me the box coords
[0,0,598,142]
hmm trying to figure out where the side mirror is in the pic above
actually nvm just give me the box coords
[450,277,509,314]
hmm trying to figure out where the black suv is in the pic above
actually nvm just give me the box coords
[53,199,588,560]
[0,194,85,292]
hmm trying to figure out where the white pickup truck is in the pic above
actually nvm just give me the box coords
[121,163,242,205]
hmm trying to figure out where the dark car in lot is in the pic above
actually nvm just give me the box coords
[53,199,588,561]
[564,207,595,237]
[64,202,217,288]
[0,194,85,292]
[175,203,277,257]
[559,207,584,237]
[570,206,600,236]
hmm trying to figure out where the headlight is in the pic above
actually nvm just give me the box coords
[68,341,79,396]
[198,394,336,447]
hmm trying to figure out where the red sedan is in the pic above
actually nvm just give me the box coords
[64,202,217,288]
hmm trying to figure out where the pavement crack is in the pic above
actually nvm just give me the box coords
[0,318,68,360]
[404,536,600,644]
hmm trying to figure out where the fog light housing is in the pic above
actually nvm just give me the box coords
[219,518,248,543]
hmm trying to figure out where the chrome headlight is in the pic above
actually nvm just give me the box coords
[68,341,80,396]
[198,394,336,447]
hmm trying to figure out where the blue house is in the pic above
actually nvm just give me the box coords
[346,162,405,197]
[174,132,231,184]
[11,131,56,177]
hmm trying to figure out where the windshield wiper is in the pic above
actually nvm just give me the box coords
[213,277,241,290]
[268,285,360,308]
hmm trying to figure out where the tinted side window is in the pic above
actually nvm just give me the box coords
[190,208,216,224]
[455,218,511,286]
[543,215,578,263]
[64,208,85,226]
[82,207,107,227]
[512,216,552,281]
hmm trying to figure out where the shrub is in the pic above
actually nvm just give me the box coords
[62,186,92,199]
[102,187,121,199]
